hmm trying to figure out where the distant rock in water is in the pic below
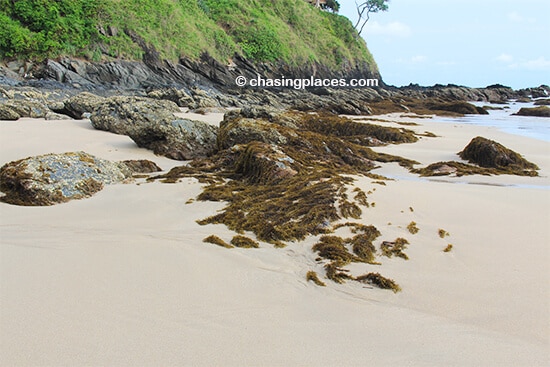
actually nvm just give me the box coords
[515,106,550,117]
[458,136,539,174]
[0,152,158,206]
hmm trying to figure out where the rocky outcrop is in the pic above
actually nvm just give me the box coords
[128,118,218,160]
[90,96,180,134]
[90,96,217,159]
[515,106,550,117]
[0,152,133,206]
[458,136,539,174]
[62,92,106,118]
[0,104,21,120]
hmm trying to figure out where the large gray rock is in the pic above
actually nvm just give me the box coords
[90,96,217,159]
[0,100,50,119]
[515,106,550,117]
[63,92,106,119]
[128,118,218,160]
[90,96,180,134]
[0,152,133,206]
[0,104,21,120]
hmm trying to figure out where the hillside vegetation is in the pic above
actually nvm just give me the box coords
[0,0,377,71]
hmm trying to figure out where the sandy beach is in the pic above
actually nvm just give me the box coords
[1,112,549,366]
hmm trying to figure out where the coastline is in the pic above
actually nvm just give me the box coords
[1,112,548,366]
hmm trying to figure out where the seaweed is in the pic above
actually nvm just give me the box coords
[203,235,233,249]
[355,273,401,293]
[438,229,450,238]
[407,221,419,234]
[381,238,410,260]
[443,244,453,252]
[306,271,326,287]
[230,235,259,248]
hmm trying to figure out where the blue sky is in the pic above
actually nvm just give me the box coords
[338,0,550,89]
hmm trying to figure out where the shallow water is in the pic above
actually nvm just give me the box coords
[438,100,550,142]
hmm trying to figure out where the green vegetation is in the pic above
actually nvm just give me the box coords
[306,271,326,287]
[1,0,378,72]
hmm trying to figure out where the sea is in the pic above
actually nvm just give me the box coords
[438,100,550,142]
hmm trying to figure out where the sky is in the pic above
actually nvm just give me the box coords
[338,0,550,89]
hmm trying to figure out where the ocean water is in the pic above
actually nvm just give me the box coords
[438,100,550,142]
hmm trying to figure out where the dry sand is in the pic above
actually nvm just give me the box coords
[1,112,549,366]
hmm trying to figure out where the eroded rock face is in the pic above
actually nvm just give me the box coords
[458,136,539,172]
[0,152,132,206]
[0,100,50,120]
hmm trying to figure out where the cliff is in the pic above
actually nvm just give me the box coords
[0,0,380,85]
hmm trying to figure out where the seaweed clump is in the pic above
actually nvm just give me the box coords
[203,235,233,249]
[306,271,326,287]
[230,235,259,248]
[355,273,401,293]
[381,238,410,260]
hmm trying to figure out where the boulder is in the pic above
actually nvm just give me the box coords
[127,118,218,160]
[515,106,550,117]
[0,152,132,206]
[0,100,50,119]
[0,104,20,120]
[119,160,162,173]
[534,99,550,106]
[90,96,180,135]
[458,136,539,173]
[218,110,294,150]
[63,92,106,119]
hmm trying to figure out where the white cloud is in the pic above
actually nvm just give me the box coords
[507,12,536,23]
[365,21,411,38]
[411,55,427,63]
[506,57,550,71]
[495,53,514,63]
[521,57,550,71]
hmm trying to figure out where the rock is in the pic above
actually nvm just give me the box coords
[63,92,106,119]
[0,100,50,118]
[458,136,539,174]
[0,104,20,120]
[515,106,550,117]
[147,87,194,107]
[534,99,550,106]
[120,160,162,173]
[90,96,180,135]
[90,96,216,159]
[0,152,132,206]
[45,112,73,120]
[218,115,291,150]
[128,118,218,160]
[426,101,488,115]
[233,142,298,184]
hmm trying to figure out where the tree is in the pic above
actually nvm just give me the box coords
[354,0,389,36]
[321,0,340,13]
